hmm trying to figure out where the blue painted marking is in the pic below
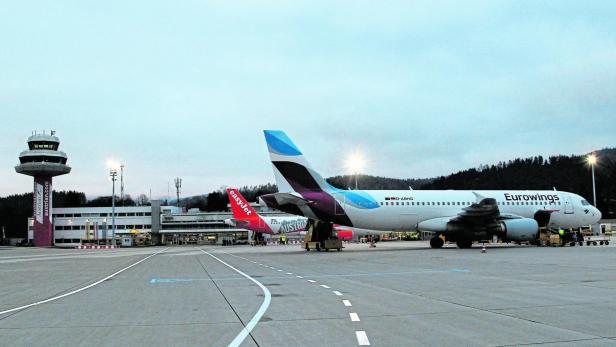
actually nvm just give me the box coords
[327,184,380,209]
[149,269,470,284]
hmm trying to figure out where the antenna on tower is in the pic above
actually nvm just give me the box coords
[174,177,182,208]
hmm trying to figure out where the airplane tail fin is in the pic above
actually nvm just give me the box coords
[263,130,332,193]
[226,188,258,220]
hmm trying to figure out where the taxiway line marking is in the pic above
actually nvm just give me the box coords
[333,291,343,296]
[343,300,352,307]
[320,284,331,289]
[197,248,271,347]
[307,279,316,283]
[296,275,303,278]
[356,331,370,345]
[0,247,169,316]
[350,313,360,322]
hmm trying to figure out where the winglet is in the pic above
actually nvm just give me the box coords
[472,191,486,203]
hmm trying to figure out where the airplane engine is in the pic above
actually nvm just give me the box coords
[417,217,465,233]
[499,218,539,241]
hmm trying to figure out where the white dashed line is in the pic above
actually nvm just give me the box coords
[343,300,352,307]
[296,275,303,278]
[356,331,370,345]
[320,284,331,289]
[333,291,343,296]
[286,272,293,275]
[277,269,283,272]
[307,279,316,283]
[350,313,360,322]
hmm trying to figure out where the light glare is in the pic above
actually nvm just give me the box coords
[587,154,597,165]
[106,159,121,171]
[345,152,366,174]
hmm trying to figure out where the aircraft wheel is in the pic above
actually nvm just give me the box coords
[456,239,473,249]
[430,236,444,249]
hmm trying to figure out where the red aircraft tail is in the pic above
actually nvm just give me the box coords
[226,188,259,220]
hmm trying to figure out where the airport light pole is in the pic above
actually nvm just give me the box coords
[110,169,118,246]
[587,153,597,207]
[120,164,125,204]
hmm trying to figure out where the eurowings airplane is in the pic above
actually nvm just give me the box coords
[258,130,602,248]
[224,188,308,234]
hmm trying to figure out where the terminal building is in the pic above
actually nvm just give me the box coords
[27,201,292,247]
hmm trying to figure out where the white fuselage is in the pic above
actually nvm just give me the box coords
[263,216,308,234]
[337,190,601,231]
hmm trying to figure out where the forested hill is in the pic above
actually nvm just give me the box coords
[422,149,616,217]
[0,191,87,239]
[327,175,432,190]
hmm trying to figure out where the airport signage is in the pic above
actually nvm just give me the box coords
[44,180,50,218]
[35,182,44,224]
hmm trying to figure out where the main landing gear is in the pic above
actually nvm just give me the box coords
[456,238,473,249]
[430,236,444,249]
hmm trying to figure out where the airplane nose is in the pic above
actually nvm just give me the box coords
[596,208,602,222]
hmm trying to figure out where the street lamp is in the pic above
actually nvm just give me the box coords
[110,168,118,246]
[587,153,598,207]
[345,152,366,190]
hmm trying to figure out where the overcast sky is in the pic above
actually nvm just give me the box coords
[1,1,615,199]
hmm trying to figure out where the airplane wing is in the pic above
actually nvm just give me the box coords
[420,194,556,234]
[263,192,311,206]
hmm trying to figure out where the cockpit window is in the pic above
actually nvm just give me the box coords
[581,200,590,206]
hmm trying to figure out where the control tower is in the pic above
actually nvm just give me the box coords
[15,131,71,246]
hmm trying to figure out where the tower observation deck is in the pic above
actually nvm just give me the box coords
[15,131,71,246]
